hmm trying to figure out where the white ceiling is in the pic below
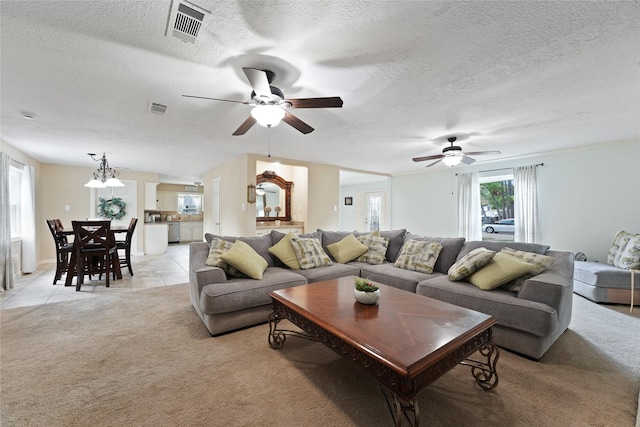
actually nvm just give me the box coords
[1,1,639,183]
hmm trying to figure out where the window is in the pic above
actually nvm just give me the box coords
[480,172,514,241]
[9,164,23,236]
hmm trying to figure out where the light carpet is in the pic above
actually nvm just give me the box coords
[1,284,638,426]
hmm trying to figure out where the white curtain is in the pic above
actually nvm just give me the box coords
[457,172,482,241]
[514,165,539,243]
[20,164,36,273]
[1,152,13,290]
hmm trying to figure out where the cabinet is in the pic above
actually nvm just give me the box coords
[144,182,159,210]
[156,191,178,211]
[180,222,204,242]
[144,224,168,254]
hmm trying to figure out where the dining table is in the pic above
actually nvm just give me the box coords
[61,225,129,286]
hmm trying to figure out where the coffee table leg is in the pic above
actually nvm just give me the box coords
[461,342,499,390]
[268,311,286,349]
[268,310,316,349]
[388,393,419,427]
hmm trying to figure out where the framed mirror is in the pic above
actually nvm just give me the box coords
[256,171,293,221]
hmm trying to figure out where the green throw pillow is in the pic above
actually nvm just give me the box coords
[268,231,301,269]
[394,239,443,274]
[219,240,268,280]
[607,230,633,267]
[468,252,538,290]
[290,237,333,270]
[327,234,369,263]
[356,234,389,265]
[448,248,496,281]
[205,237,233,267]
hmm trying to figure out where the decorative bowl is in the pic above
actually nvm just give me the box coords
[354,289,380,305]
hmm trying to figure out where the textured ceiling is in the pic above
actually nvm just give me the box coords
[1,1,639,182]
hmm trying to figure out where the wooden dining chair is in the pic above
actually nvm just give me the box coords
[116,218,138,276]
[46,219,74,285]
[71,220,117,291]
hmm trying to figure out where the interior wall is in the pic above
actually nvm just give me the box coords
[391,138,640,261]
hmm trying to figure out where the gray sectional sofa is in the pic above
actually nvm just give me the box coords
[189,229,574,360]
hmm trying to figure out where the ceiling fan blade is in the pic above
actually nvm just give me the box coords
[282,111,314,134]
[232,116,257,136]
[425,159,442,168]
[465,150,501,156]
[461,155,476,165]
[286,97,344,109]
[182,95,250,105]
[242,67,271,97]
[412,154,444,162]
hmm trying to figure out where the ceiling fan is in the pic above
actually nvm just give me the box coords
[412,136,501,167]
[183,67,343,135]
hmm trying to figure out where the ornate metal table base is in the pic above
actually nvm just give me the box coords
[269,309,500,426]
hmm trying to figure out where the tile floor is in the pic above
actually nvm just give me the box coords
[0,243,190,310]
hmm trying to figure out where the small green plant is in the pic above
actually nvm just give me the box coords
[354,277,379,292]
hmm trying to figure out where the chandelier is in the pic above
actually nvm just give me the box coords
[84,153,124,188]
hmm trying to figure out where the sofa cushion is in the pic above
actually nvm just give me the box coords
[205,233,276,267]
[268,231,301,269]
[404,233,464,274]
[219,240,268,280]
[290,237,333,270]
[327,234,369,263]
[448,247,496,281]
[379,229,407,262]
[616,233,640,269]
[416,276,558,337]
[574,261,640,289]
[393,240,443,274]
[356,234,389,265]
[293,263,361,284]
[200,267,307,315]
[468,252,538,290]
[361,262,443,293]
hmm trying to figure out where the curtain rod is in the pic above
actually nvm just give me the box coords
[456,162,544,176]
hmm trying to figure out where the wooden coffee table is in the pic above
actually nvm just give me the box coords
[268,276,499,426]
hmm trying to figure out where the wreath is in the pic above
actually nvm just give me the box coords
[98,197,127,220]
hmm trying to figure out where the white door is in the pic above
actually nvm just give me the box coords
[364,191,386,232]
[212,177,221,235]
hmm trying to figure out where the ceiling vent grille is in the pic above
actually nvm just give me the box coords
[167,1,208,43]
[148,102,168,115]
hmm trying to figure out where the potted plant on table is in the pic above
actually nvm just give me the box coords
[354,277,380,305]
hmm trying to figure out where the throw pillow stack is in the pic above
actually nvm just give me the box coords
[447,247,555,292]
[205,237,268,279]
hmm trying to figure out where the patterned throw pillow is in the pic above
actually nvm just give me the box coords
[356,234,389,265]
[327,234,369,263]
[394,239,443,274]
[500,247,555,275]
[290,237,333,270]
[607,231,633,266]
[616,234,640,269]
[448,248,496,281]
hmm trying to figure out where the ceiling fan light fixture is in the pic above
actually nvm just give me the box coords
[251,105,285,127]
[255,186,266,196]
[442,155,463,167]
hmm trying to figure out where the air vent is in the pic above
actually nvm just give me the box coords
[148,102,167,115]
[167,1,209,43]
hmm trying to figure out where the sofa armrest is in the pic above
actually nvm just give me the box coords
[517,250,574,315]
[189,242,228,306]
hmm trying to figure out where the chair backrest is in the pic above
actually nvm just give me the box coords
[72,220,113,251]
[126,218,138,245]
[47,219,68,247]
